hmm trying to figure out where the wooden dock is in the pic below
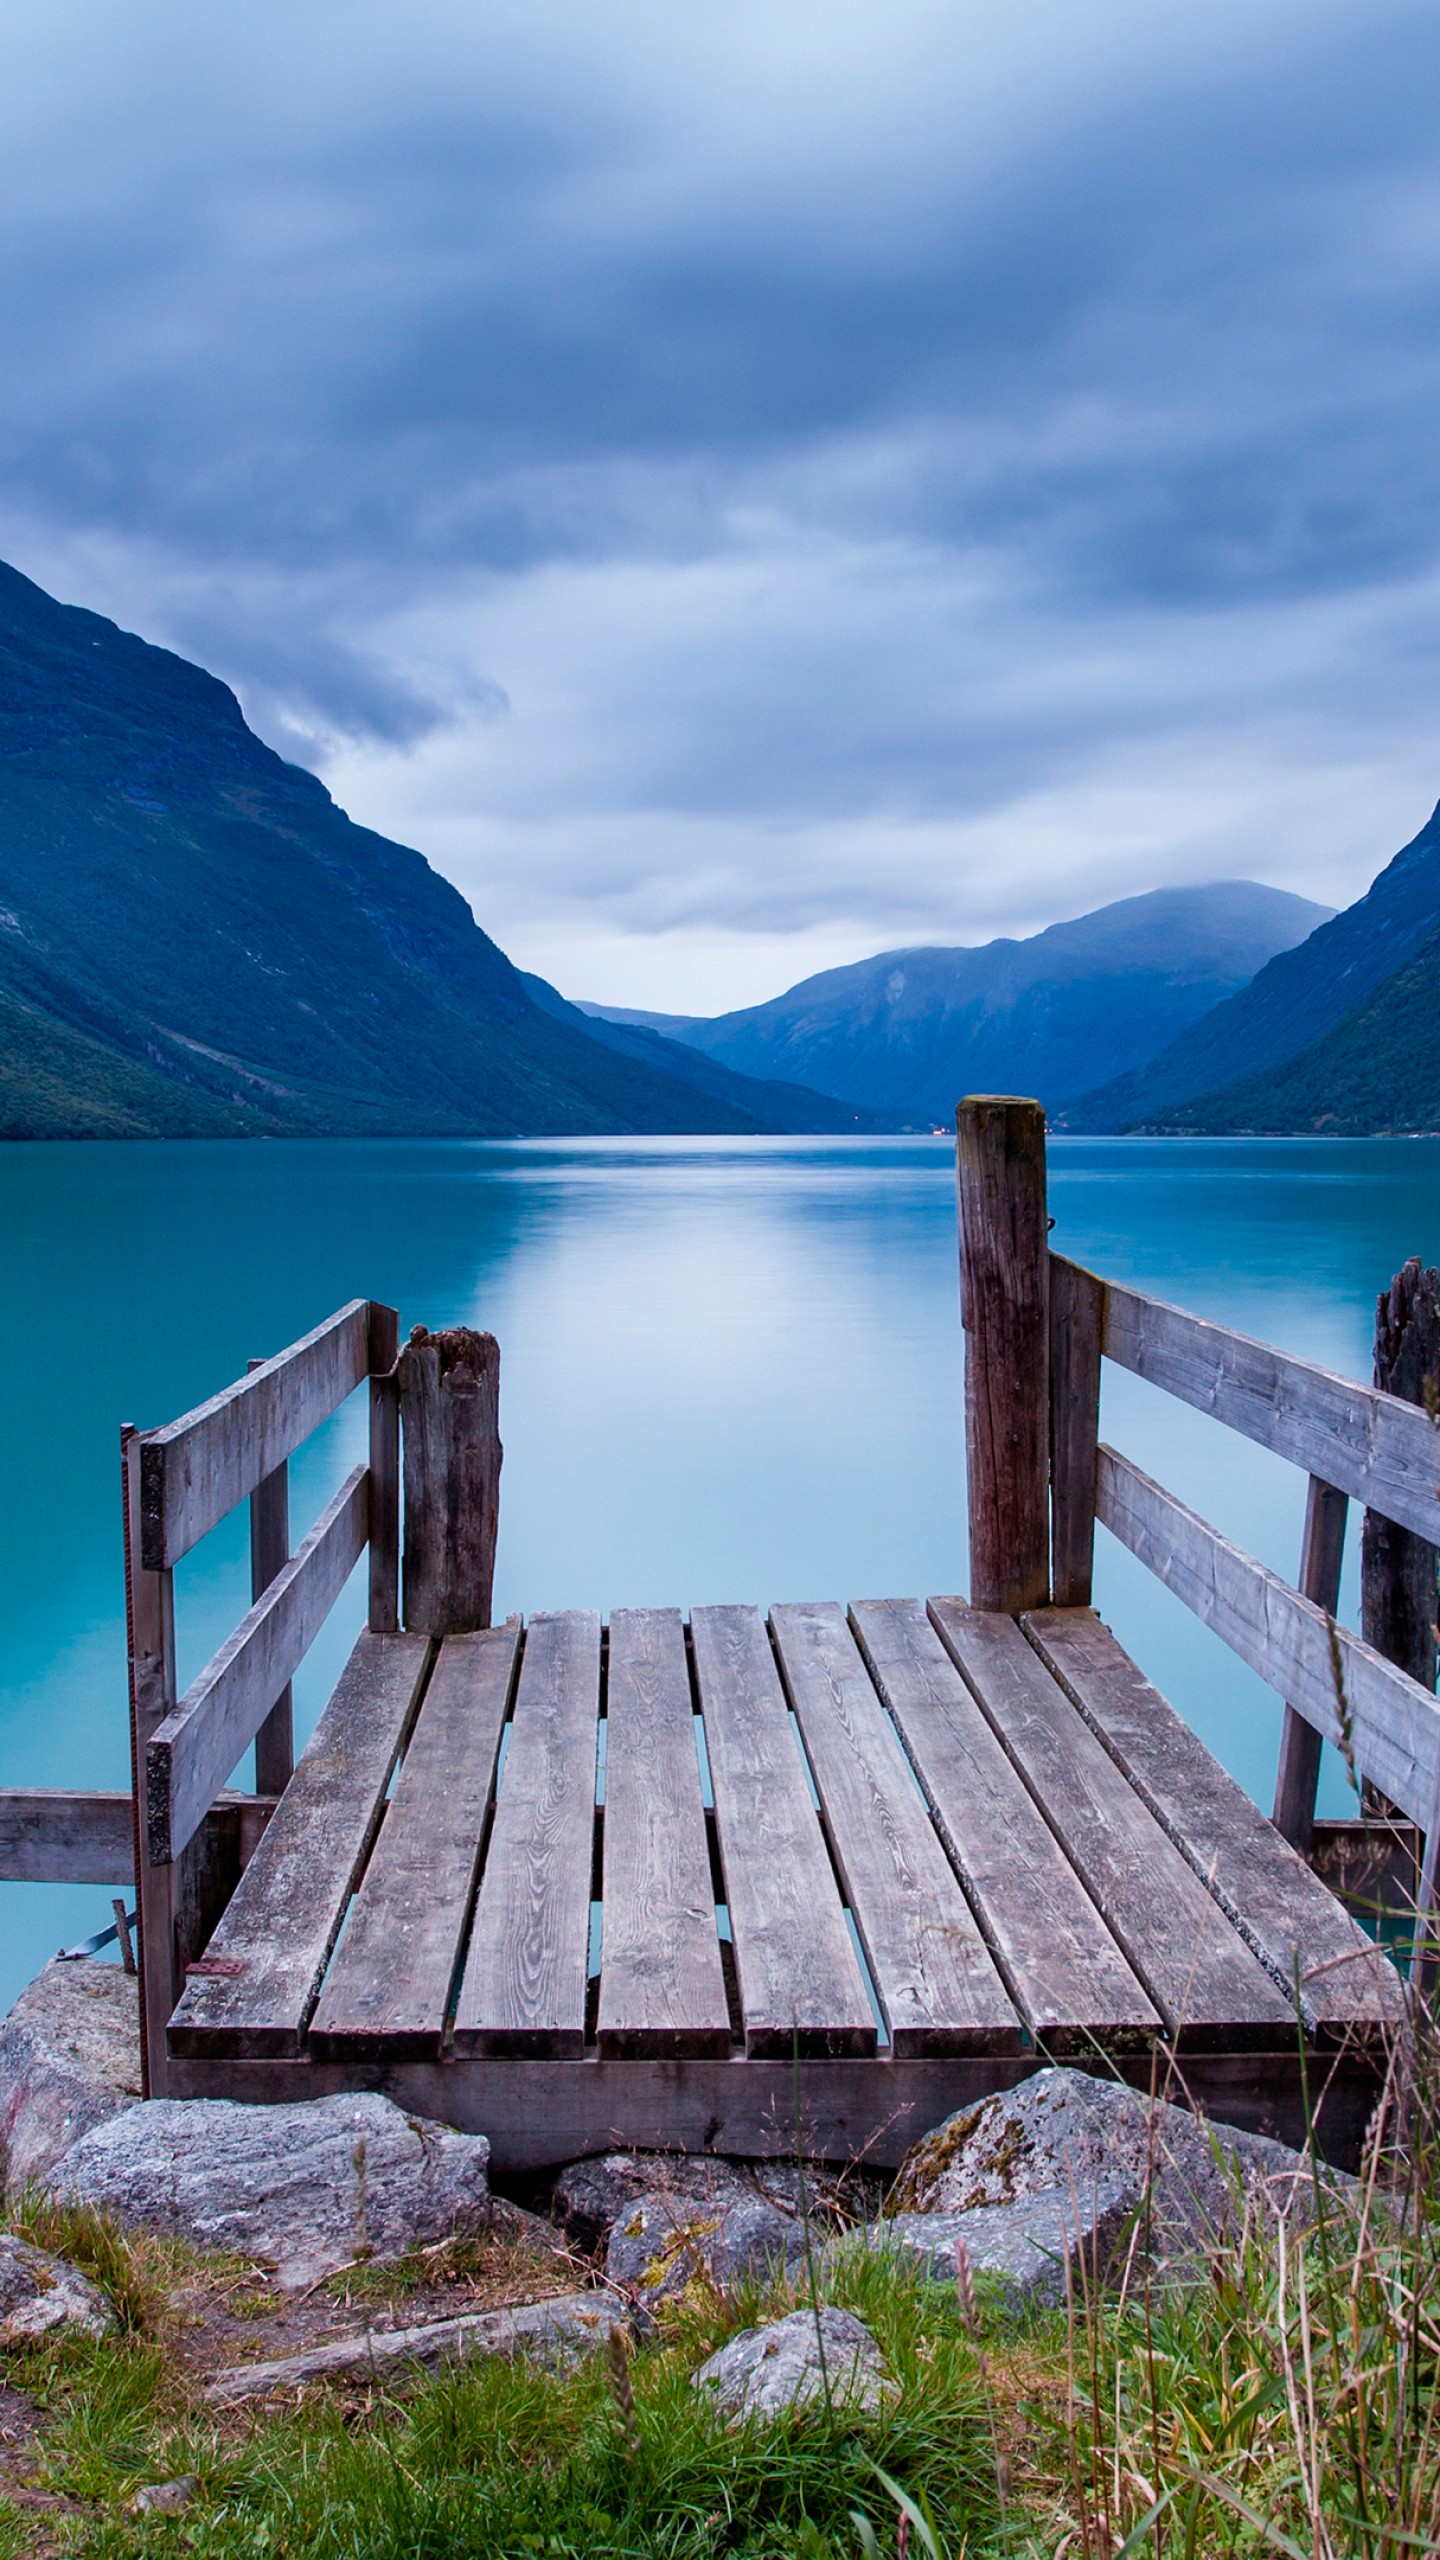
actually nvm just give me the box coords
[5,1098,1435,2171]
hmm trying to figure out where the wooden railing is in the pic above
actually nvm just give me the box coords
[957,1097,1440,1968]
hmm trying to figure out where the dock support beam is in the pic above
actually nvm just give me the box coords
[400,1326,502,1635]
[956,1096,1051,1615]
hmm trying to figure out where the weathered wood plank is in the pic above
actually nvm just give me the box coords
[454,1613,599,2058]
[1025,1607,1405,2038]
[124,1422,181,2096]
[147,1466,369,1863]
[248,1356,293,1798]
[1049,1253,1103,1608]
[597,1610,730,2059]
[400,1327,501,1636]
[0,1791,134,1885]
[690,1605,874,2058]
[140,1301,372,1568]
[167,1631,427,2058]
[367,1304,401,1635]
[1272,1477,1347,1852]
[1096,1443,1440,1830]
[1362,1258,1440,1691]
[309,1624,521,2061]
[1067,1255,1440,1547]
[928,1598,1297,2047]
[851,1598,1159,2052]
[957,1097,1050,1613]
[771,1602,1020,2055]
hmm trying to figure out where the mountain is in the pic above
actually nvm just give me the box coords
[1136,927,1440,1136]
[1067,799,1440,1133]
[521,977,904,1133]
[0,558,820,1141]
[581,883,1331,1121]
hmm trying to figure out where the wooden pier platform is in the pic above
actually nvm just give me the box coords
[7,1096,1435,2173]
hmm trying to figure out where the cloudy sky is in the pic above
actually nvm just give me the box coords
[2,1,1437,1009]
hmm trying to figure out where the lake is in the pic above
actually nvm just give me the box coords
[3,1131,1438,2015]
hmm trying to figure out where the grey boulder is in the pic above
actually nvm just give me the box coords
[0,1958,141,2196]
[44,2092,491,2290]
[835,2186,1142,2311]
[692,2306,890,2425]
[892,2068,1345,2261]
[554,2152,811,2305]
[0,2229,113,2343]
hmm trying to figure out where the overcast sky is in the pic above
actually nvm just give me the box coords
[2,1,1437,1009]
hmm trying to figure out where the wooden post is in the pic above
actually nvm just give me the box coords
[247,1358,294,1796]
[368,1301,401,1634]
[1049,1256,1103,1607]
[399,1325,501,1635]
[1361,1258,1439,1693]
[122,1424,179,2097]
[1272,1474,1348,1852]
[956,1097,1050,1615]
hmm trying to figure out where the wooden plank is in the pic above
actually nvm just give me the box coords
[1067,1255,1440,1547]
[248,1357,293,1798]
[147,1467,367,1864]
[368,1304,401,1634]
[770,1603,1020,2055]
[1096,1444,1440,1830]
[956,1097,1050,1612]
[453,1613,600,2058]
[1049,1253,1103,1608]
[167,1631,427,2058]
[124,1422,181,2096]
[140,1300,371,1568]
[690,1605,874,2058]
[310,1625,520,2060]
[1273,1477,1347,1851]
[400,1327,501,1636]
[597,1610,730,2058]
[1362,1257,1440,1690]
[851,1598,1159,2052]
[0,1791,134,1885]
[929,1598,1297,2047]
[1025,1607,1405,2039]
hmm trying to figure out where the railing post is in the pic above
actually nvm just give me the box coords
[1361,1258,1439,1695]
[368,1301,401,1634]
[1049,1256,1103,1607]
[247,1358,293,1796]
[1272,1474,1348,1852]
[956,1096,1051,1615]
[122,1424,178,2097]
[399,1325,502,1635]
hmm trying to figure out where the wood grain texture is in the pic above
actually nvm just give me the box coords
[248,1357,294,1798]
[167,1631,427,2058]
[368,1304,401,1634]
[1025,1607,1404,2038]
[400,1327,501,1637]
[597,1609,731,2058]
[851,1598,1158,2051]
[147,1466,368,1863]
[1361,1258,1439,1694]
[929,1598,1297,2046]
[454,1612,599,2057]
[310,1624,520,2060]
[1071,1255,1440,1547]
[1273,1477,1348,1852]
[690,1605,874,2057]
[1096,1443,1440,1830]
[0,1790,134,1884]
[140,1301,371,1568]
[1049,1254,1103,1608]
[771,1602,1020,2055]
[124,1423,181,2096]
[956,1098,1050,1613]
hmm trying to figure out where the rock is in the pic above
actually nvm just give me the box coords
[44,2093,492,2290]
[552,2153,670,2255]
[553,2152,811,2305]
[206,2289,626,2403]
[0,1959,141,2196]
[833,2185,1143,2311]
[0,2229,113,2343]
[129,2477,199,2515]
[891,2069,1346,2262]
[691,2306,889,2425]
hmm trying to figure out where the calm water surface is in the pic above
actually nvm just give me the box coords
[3,1132,1438,2010]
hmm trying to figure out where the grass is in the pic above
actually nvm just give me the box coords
[2,2043,1439,2556]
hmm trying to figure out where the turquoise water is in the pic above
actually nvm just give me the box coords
[3,1132,1438,2014]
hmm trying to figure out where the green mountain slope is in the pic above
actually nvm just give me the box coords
[1142,928,1440,1135]
[0,559,791,1140]
[1066,799,1440,1132]
[582,882,1330,1120]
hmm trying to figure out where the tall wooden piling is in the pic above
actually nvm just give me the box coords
[956,1096,1051,1615]
[399,1325,502,1635]
[1362,1258,1439,1693]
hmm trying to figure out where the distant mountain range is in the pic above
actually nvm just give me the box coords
[582,882,1331,1122]
[0,559,877,1140]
